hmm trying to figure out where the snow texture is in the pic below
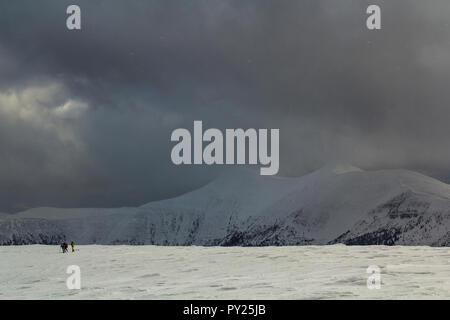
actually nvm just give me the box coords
[1,245,450,299]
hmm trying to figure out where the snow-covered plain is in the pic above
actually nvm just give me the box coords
[2,245,450,299]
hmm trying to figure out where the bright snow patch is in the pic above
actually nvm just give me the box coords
[1,245,450,299]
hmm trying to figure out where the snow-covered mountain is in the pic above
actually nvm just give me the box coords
[1,165,450,246]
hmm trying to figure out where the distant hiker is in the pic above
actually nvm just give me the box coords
[71,241,75,252]
[61,242,68,253]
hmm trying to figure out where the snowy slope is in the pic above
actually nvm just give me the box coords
[1,165,450,246]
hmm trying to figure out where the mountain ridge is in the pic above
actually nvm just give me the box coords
[1,165,450,246]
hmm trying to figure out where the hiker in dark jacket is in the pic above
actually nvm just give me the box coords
[61,242,68,253]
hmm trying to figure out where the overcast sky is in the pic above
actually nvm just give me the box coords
[1,0,450,212]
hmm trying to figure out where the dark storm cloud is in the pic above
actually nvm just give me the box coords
[0,0,450,211]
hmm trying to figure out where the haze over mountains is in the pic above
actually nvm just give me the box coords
[1,164,450,246]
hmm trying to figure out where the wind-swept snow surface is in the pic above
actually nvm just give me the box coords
[1,165,450,246]
[1,245,450,299]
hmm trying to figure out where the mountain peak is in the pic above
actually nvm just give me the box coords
[320,163,363,175]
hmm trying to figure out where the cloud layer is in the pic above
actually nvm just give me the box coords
[1,0,450,211]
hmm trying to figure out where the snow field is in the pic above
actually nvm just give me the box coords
[1,245,450,299]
